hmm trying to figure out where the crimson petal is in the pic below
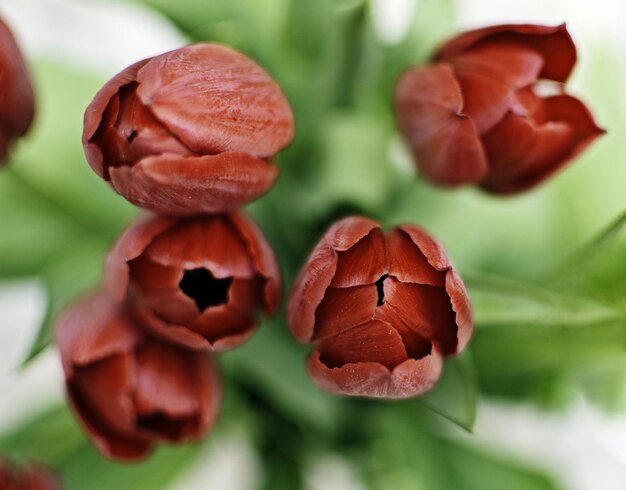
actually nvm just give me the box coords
[109,151,278,216]
[450,42,543,134]
[287,217,379,342]
[55,294,141,370]
[0,19,34,138]
[313,285,378,340]
[394,64,488,186]
[145,216,254,278]
[436,23,576,82]
[482,94,604,194]
[83,58,149,178]
[229,212,281,315]
[308,349,443,399]
[136,44,294,158]
[105,216,175,302]
[379,278,459,355]
[317,320,408,370]
[386,229,444,286]
[330,229,387,288]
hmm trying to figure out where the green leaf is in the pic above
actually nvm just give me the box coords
[365,409,559,490]
[22,238,107,365]
[221,317,343,434]
[419,351,478,432]
[466,271,623,328]
[0,405,205,490]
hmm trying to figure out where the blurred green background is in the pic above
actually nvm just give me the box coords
[1,0,626,488]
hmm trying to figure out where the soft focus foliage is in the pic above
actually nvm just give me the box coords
[0,0,623,488]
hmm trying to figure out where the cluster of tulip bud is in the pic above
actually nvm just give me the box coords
[0,458,61,490]
[56,44,292,460]
[42,22,601,462]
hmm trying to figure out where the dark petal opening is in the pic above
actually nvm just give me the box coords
[179,268,232,311]
[136,412,193,441]
[375,274,389,307]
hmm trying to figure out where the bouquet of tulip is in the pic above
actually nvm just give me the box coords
[0,1,621,489]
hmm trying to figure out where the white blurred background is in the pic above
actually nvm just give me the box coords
[2,0,626,488]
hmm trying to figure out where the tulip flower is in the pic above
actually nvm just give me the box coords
[287,217,472,398]
[105,212,280,351]
[394,24,604,194]
[0,18,35,163]
[56,294,222,461]
[0,459,62,490]
[83,43,294,215]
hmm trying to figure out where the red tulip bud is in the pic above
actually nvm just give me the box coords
[83,44,294,215]
[394,24,604,194]
[0,459,61,490]
[0,18,35,163]
[287,217,472,399]
[55,294,222,461]
[105,212,280,351]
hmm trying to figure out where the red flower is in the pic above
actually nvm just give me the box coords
[394,24,604,194]
[0,18,35,163]
[83,44,294,215]
[56,294,222,461]
[287,217,472,398]
[0,459,61,490]
[105,212,280,351]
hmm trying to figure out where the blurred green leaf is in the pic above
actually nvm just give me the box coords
[22,238,107,365]
[364,409,558,490]
[466,271,626,404]
[419,351,478,432]
[0,61,138,363]
[222,317,344,435]
[0,405,205,490]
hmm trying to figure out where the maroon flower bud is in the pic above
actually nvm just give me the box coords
[287,217,472,399]
[0,18,35,163]
[56,294,222,461]
[105,212,280,351]
[394,24,604,194]
[0,459,62,490]
[83,44,294,215]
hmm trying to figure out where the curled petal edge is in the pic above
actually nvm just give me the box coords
[307,349,443,399]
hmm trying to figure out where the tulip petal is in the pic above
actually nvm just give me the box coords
[145,216,255,278]
[70,354,137,434]
[330,229,387,288]
[55,294,141,370]
[436,23,576,82]
[133,341,203,441]
[0,19,35,138]
[105,216,175,302]
[287,217,380,342]
[386,229,445,286]
[128,255,200,325]
[447,269,474,353]
[323,216,382,252]
[132,303,255,352]
[378,278,458,355]
[136,44,294,158]
[313,285,378,340]
[482,94,604,194]
[68,382,153,461]
[396,225,453,271]
[287,243,338,343]
[132,304,212,350]
[394,64,488,186]
[317,320,408,370]
[109,151,278,215]
[229,212,282,315]
[308,349,443,399]
[450,42,543,134]
[83,58,149,178]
